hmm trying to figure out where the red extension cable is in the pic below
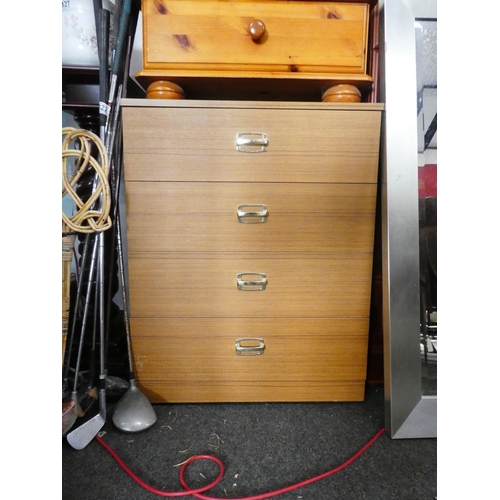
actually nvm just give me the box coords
[95,427,386,499]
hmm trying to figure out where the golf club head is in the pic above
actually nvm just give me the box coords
[77,386,98,417]
[105,375,130,397]
[112,380,157,433]
[67,389,106,450]
[62,395,78,436]
[67,413,105,450]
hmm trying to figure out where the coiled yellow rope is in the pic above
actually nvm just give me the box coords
[62,127,112,234]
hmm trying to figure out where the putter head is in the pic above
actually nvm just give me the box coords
[67,389,106,450]
[112,380,157,433]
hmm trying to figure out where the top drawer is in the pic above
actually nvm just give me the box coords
[141,0,370,76]
[121,101,382,183]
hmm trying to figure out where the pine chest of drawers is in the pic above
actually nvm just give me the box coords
[137,0,373,101]
[121,99,383,403]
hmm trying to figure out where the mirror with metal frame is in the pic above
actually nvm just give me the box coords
[415,17,437,397]
[379,0,437,438]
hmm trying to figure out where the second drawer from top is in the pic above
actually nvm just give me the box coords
[125,181,377,253]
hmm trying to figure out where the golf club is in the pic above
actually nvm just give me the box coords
[67,228,107,449]
[62,234,99,435]
[63,232,92,398]
[76,275,99,418]
[112,211,157,432]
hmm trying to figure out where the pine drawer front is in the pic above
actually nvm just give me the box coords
[121,105,382,183]
[140,0,370,77]
[128,252,372,319]
[125,181,377,253]
[130,318,368,403]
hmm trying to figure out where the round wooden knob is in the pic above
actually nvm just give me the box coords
[146,81,185,99]
[322,85,362,103]
[248,19,266,41]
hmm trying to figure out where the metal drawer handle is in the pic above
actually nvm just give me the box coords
[235,338,265,356]
[236,132,268,153]
[237,204,268,223]
[236,272,267,291]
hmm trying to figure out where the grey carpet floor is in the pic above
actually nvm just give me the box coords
[62,385,437,499]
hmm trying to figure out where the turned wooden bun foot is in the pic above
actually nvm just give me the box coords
[322,84,362,103]
[146,81,185,99]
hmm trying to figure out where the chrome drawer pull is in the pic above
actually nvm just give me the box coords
[235,338,265,356]
[236,272,267,291]
[236,132,268,152]
[237,204,268,223]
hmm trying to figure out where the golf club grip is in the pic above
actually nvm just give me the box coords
[121,0,141,98]
[93,1,103,19]
[111,0,123,50]
[98,8,110,135]
[111,0,132,82]
[92,0,103,41]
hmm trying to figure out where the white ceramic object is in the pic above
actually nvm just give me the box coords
[62,0,98,66]
[62,0,115,67]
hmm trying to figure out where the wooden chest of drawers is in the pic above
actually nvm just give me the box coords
[137,0,373,101]
[121,99,383,403]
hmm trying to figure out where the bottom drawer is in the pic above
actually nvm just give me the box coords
[130,317,368,403]
[137,380,366,403]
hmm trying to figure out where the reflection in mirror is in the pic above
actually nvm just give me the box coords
[415,18,437,396]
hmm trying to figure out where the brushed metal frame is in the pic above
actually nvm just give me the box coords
[378,0,437,438]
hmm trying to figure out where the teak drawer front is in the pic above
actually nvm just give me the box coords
[128,252,372,318]
[122,106,381,183]
[142,0,370,76]
[130,317,369,339]
[138,381,366,403]
[130,318,368,403]
[125,181,377,253]
[131,331,367,382]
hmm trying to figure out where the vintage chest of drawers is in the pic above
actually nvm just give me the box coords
[121,99,383,403]
[136,0,374,101]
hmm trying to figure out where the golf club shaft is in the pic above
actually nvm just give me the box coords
[103,129,123,363]
[63,231,92,387]
[115,211,134,379]
[88,264,99,389]
[67,204,109,450]
[72,234,99,395]
[105,83,122,155]
[98,231,107,387]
